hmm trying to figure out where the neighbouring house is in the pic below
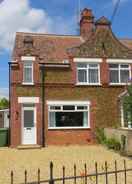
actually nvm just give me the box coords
[0,109,9,128]
[10,8,132,148]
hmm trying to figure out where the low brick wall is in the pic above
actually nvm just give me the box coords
[47,129,95,145]
[104,128,132,156]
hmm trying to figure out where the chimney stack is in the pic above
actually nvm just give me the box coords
[95,16,111,30]
[80,8,94,40]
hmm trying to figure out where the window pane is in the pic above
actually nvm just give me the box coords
[110,70,119,83]
[89,69,98,83]
[24,62,32,67]
[77,64,87,68]
[120,64,129,69]
[55,112,84,127]
[24,67,32,83]
[50,106,61,110]
[78,70,87,83]
[77,106,88,110]
[109,64,118,69]
[24,110,34,127]
[120,70,129,83]
[49,112,56,127]
[63,106,75,110]
[89,64,98,68]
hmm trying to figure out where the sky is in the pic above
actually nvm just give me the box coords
[0,0,132,98]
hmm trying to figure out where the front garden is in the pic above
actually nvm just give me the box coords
[0,145,132,184]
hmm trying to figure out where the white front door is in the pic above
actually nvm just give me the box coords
[22,106,36,145]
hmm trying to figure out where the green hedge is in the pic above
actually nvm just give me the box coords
[96,128,121,151]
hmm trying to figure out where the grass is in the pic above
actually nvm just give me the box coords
[0,145,132,184]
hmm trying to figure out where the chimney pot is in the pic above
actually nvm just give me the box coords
[80,8,94,40]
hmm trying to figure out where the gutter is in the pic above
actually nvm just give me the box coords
[40,66,45,147]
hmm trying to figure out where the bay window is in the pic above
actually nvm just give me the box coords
[109,64,130,84]
[48,103,90,129]
[121,104,132,129]
[77,63,100,85]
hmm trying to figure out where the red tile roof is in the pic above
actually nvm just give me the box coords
[120,39,132,50]
[13,32,132,62]
[13,33,83,63]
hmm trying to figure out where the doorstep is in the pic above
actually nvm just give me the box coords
[17,144,42,150]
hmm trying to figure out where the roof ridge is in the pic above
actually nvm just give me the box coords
[110,30,132,52]
[119,38,132,41]
[16,32,81,38]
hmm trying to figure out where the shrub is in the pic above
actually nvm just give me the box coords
[105,138,121,151]
[95,128,121,151]
[95,128,106,144]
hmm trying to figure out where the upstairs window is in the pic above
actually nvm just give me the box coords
[23,61,33,84]
[109,64,130,84]
[77,63,100,85]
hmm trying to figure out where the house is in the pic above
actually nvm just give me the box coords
[0,109,9,128]
[10,8,132,148]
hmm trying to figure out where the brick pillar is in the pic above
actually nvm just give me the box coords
[100,58,109,87]
[90,100,97,143]
[69,57,77,85]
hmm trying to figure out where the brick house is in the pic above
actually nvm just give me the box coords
[10,8,132,148]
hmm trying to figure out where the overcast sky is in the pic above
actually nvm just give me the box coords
[0,0,132,98]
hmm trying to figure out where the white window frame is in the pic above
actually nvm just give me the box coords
[109,64,131,85]
[23,61,34,85]
[21,56,35,85]
[47,101,90,129]
[121,103,125,128]
[76,63,101,85]
[120,103,132,129]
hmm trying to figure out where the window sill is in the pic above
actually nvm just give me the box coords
[48,127,90,130]
[120,127,132,131]
[22,82,34,86]
[109,83,128,86]
[76,83,101,86]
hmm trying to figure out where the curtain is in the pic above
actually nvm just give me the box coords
[120,70,129,83]
[110,70,119,83]
[49,112,56,127]
[78,69,87,82]
[89,69,98,83]
[83,112,88,127]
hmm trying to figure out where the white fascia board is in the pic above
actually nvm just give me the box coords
[47,101,91,105]
[0,109,9,112]
[21,56,35,61]
[18,97,39,104]
[73,58,102,63]
[107,59,132,63]
[11,60,18,63]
